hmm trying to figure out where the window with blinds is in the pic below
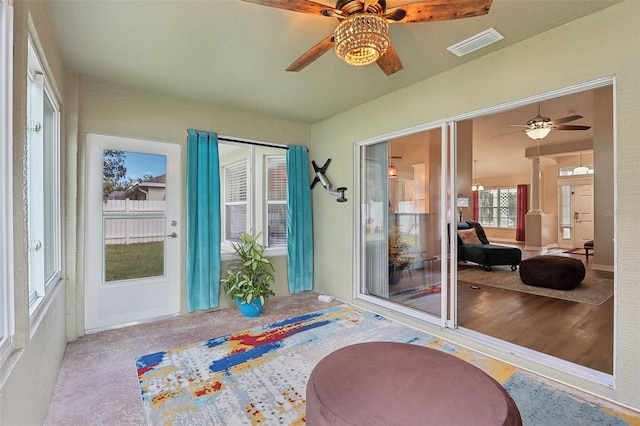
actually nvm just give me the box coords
[478,187,517,229]
[224,160,247,243]
[219,142,287,253]
[266,157,286,248]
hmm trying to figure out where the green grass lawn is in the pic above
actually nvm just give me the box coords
[104,241,164,282]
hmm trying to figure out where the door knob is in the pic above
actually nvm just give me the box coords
[167,232,178,238]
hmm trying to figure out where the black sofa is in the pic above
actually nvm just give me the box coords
[456,221,522,271]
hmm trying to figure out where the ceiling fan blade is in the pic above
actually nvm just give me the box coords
[241,0,333,16]
[387,0,493,24]
[507,124,529,128]
[551,114,582,125]
[286,34,335,72]
[491,129,524,139]
[376,44,404,75]
[553,124,592,131]
[385,8,407,21]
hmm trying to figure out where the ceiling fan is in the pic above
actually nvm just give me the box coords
[241,0,494,75]
[504,105,591,140]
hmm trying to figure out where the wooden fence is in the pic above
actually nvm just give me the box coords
[103,199,166,245]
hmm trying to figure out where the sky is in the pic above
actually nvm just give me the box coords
[122,151,166,180]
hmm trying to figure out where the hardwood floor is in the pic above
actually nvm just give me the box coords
[457,276,613,373]
[388,247,614,374]
[456,246,613,374]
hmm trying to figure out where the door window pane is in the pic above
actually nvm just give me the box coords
[102,151,167,283]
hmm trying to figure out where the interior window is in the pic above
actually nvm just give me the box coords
[477,187,517,229]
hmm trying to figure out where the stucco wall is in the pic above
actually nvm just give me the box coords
[0,1,68,424]
[310,0,640,409]
[66,76,311,328]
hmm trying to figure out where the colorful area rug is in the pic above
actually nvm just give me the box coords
[135,305,637,425]
[458,266,613,305]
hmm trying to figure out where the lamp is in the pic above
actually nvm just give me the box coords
[335,14,390,67]
[457,193,470,222]
[573,152,589,175]
[472,160,484,191]
[387,164,398,178]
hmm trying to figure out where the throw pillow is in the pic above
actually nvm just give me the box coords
[457,229,481,245]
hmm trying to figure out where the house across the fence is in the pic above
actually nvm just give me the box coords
[124,174,166,201]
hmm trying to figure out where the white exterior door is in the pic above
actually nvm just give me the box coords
[558,178,594,249]
[573,179,594,247]
[85,133,181,332]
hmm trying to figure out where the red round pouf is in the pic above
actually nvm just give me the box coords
[306,342,522,426]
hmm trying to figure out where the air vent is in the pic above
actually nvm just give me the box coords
[447,28,504,57]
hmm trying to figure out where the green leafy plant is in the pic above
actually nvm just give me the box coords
[221,232,275,306]
[388,225,413,271]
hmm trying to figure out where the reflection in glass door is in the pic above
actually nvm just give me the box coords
[359,130,443,319]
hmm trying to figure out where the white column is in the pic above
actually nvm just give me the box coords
[529,156,542,213]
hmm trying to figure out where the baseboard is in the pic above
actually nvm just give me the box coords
[592,263,614,272]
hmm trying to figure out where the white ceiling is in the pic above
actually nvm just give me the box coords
[46,0,614,178]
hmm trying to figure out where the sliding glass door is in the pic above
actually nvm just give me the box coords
[356,81,614,378]
[357,127,449,324]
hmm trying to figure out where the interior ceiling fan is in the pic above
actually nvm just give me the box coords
[241,0,494,75]
[504,105,591,140]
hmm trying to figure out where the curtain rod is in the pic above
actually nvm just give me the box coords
[189,130,310,152]
[218,135,289,150]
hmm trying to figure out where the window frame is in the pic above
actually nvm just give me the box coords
[26,36,62,318]
[477,187,518,229]
[264,155,287,249]
[0,0,14,363]
[219,142,287,257]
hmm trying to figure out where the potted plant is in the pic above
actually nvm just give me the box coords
[221,232,275,318]
[388,226,413,284]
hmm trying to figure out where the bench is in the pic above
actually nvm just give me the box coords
[584,240,594,261]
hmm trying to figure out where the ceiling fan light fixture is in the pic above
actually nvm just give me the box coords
[525,115,553,140]
[525,125,552,140]
[387,164,398,178]
[335,14,389,67]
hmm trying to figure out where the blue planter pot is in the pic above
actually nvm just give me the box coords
[236,297,264,318]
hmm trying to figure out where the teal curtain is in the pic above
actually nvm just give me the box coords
[186,130,221,312]
[286,145,313,293]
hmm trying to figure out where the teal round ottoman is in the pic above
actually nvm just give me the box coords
[306,342,522,426]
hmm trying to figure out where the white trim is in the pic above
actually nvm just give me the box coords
[444,122,455,329]
[0,0,14,365]
[456,326,614,387]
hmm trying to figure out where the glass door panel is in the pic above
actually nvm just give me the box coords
[360,130,443,319]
